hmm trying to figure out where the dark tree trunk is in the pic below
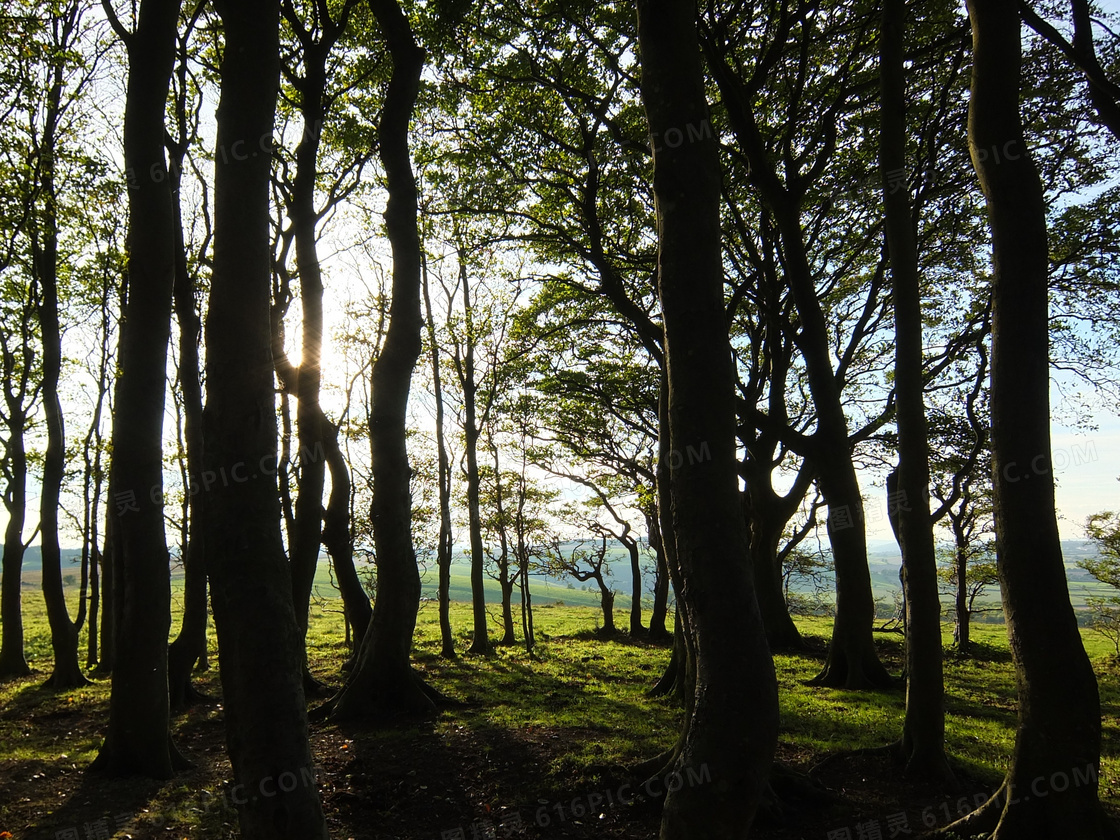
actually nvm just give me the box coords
[98,511,115,674]
[462,281,491,656]
[500,576,517,644]
[637,0,779,834]
[421,262,456,658]
[167,24,209,714]
[321,418,371,663]
[625,535,643,636]
[645,505,670,640]
[879,0,954,784]
[746,493,805,652]
[595,573,616,634]
[939,0,1119,835]
[91,0,185,778]
[520,555,535,658]
[331,0,434,721]
[203,0,328,835]
[0,407,31,679]
[35,3,86,691]
[954,544,971,654]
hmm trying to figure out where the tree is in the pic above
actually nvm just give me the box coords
[91,0,186,778]
[636,0,779,834]
[1081,511,1120,657]
[879,0,953,782]
[0,272,38,680]
[202,0,328,833]
[936,0,1119,833]
[544,534,617,634]
[29,0,97,691]
[330,0,437,721]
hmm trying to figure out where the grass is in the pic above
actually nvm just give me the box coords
[2,584,1120,839]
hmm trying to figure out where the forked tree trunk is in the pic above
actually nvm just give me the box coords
[879,0,953,784]
[636,0,779,835]
[167,25,209,713]
[203,1,328,836]
[937,0,1119,835]
[91,0,185,778]
[330,0,435,721]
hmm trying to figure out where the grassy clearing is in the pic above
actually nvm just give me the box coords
[2,586,1120,838]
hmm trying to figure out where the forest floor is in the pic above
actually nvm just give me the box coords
[2,597,1119,840]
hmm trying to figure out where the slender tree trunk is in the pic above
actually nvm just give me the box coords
[321,417,371,663]
[939,0,1119,835]
[880,0,954,783]
[0,410,30,679]
[287,59,329,681]
[35,8,87,691]
[955,545,971,653]
[203,0,328,835]
[625,535,644,636]
[462,276,492,655]
[421,261,456,658]
[637,1,779,834]
[92,0,185,778]
[645,505,670,640]
[167,28,209,713]
[331,0,435,721]
[98,511,115,673]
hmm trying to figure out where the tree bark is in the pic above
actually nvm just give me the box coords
[461,271,492,656]
[645,504,671,640]
[939,0,1119,834]
[167,21,210,714]
[330,0,435,721]
[321,417,371,662]
[91,0,185,778]
[879,0,954,784]
[421,260,456,658]
[203,0,328,835]
[34,1,87,691]
[637,0,779,834]
[0,404,31,679]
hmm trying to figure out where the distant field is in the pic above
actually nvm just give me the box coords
[8,538,1119,625]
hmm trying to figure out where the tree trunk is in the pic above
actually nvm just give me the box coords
[203,0,328,835]
[500,576,517,644]
[645,505,671,640]
[954,543,971,654]
[747,495,805,652]
[0,408,31,679]
[167,29,210,714]
[321,418,371,663]
[91,0,185,778]
[34,4,86,690]
[421,261,456,659]
[625,536,644,636]
[939,0,1119,834]
[636,0,779,834]
[462,278,492,655]
[879,0,954,784]
[330,0,434,721]
[595,573,616,634]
